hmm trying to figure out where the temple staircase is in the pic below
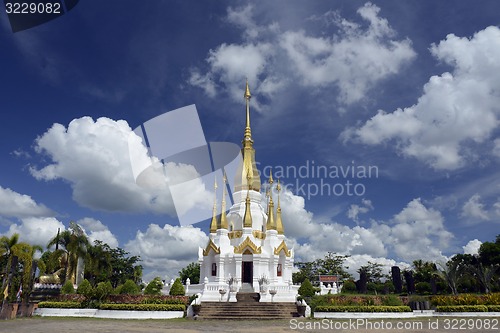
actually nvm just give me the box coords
[196,287,299,320]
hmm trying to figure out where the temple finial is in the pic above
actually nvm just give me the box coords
[210,177,218,234]
[219,171,228,230]
[266,173,276,231]
[276,179,284,235]
[244,79,251,100]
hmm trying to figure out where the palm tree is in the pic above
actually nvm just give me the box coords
[85,241,112,284]
[435,260,462,295]
[474,263,499,294]
[1,234,21,296]
[47,229,89,284]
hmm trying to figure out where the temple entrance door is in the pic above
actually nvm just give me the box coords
[242,261,253,283]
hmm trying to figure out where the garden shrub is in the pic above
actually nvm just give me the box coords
[144,277,163,295]
[169,278,185,296]
[298,279,315,298]
[99,303,185,311]
[61,280,75,294]
[315,305,411,312]
[436,305,488,312]
[341,280,357,294]
[94,281,113,301]
[119,279,140,295]
[76,279,94,298]
[38,301,81,308]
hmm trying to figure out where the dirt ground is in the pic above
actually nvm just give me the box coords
[1,317,499,333]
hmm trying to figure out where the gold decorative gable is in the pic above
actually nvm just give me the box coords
[203,239,220,256]
[252,230,266,240]
[228,231,243,239]
[234,236,262,254]
[274,240,291,257]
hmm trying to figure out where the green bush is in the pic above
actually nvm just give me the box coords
[119,279,140,295]
[341,280,357,294]
[487,305,500,312]
[99,303,185,311]
[169,278,185,296]
[144,277,164,295]
[141,297,185,305]
[76,279,94,298]
[436,305,488,312]
[415,282,432,294]
[38,301,81,308]
[298,279,315,298]
[61,280,75,294]
[381,295,403,306]
[94,281,113,301]
[315,305,411,312]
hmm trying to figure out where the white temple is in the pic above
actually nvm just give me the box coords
[197,82,298,302]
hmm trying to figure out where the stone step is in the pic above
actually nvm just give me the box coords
[197,302,299,320]
[236,292,260,303]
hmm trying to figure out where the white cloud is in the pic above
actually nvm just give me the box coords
[125,223,208,281]
[463,239,482,255]
[2,217,65,248]
[347,198,373,223]
[30,116,210,217]
[344,26,500,170]
[77,217,119,248]
[189,3,415,106]
[461,194,490,222]
[0,186,54,219]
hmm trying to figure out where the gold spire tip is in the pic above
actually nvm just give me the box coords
[244,79,251,99]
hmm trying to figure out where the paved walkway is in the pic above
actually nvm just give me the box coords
[1,317,499,333]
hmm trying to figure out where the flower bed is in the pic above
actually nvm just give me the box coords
[99,303,185,311]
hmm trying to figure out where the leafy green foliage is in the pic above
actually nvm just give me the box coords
[144,277,163,295]
[436,305,488,312]
[341,280,357,294]
[298,278,315,297]
[293,252,351,284]
[38,301,82,308]
[169,278,185,296]
[119,279,140,294]
[99,303,185,311]
[315,305,411,312]
[76,279,94,298]
[94,281,113,300]
[61,280,75,294]
[179,262,200,284]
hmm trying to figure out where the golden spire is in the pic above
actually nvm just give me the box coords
[218,171,228,230]
[243,171,253,228]
[266,171,276,231]
[276,179,284,235]
[210,177,218,233]
[235,80,261,192]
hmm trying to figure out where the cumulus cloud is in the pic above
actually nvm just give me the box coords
[2,217,65,248]
[78,217,119,248]
[347,198,374,223]
[344,26,500,170]
[125,224,208,280]
[463,239,482,255]
[0,186,54,219]
[30,116,211,218]
[461,194,490,222]
[189,3,415,106]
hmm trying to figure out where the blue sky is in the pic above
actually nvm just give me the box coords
[1,1,499,281]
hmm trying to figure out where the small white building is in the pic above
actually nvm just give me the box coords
[198,82,297,302]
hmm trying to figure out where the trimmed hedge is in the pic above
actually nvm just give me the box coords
[432,293,500,306]
[487,305,500,312]
[315,305,411,313]
[38,301,82,309]
[99,303,185,311]
[106,294,189,305]
[436,305,488,312]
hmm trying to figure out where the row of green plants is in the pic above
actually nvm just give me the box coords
[38,301,185,311]
[431,293,500,306]
[436,305,500,312]
[314,305,411,313]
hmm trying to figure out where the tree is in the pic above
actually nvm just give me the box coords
[61,280,75,294]
[293,252,351,285]
[473,263,499,294]
[435,258,463,295]
[85,240,112,285]
[358,262,385,283]
[76,279,94,298]
[412,260,437,284]
[169,278,185,296]
[119,279,139,294]
[144,277,163,295]
[298,278,315,297]
[179,262,200,284]
[47,229,90,284]
[94,281,113,300]
[479,235,500,267]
